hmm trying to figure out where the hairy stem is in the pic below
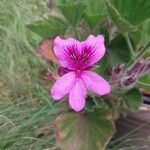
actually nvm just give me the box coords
[124,33,135,61]
[136,41,150,59]
[72,26,80,40]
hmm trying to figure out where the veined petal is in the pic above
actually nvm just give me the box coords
[82,71,111,96]
[54,36,81,69]
[69,78,87,112]
[81,34,106,68]
[51,72,76,100]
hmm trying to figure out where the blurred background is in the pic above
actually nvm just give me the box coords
[0,1,59,149]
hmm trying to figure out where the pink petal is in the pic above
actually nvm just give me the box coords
[51,72,76,100]
[81,71,111,96]
[54,36,81,69]
[81,34,106,67]
[69,78,87,112]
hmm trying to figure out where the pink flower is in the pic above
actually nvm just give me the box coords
[51,35,111,112]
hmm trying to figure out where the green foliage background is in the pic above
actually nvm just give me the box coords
[0,0,59,149]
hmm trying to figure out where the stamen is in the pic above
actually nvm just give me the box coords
[65,44,95,70]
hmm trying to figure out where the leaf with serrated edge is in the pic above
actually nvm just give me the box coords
[83,0,107,29]
[58,2,86,27]
[105,0,136,33]
[111,0,150,25]
[27,17,68,38]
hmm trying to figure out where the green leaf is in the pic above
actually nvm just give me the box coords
[105,0,136,33]
[95,55,109,77]
[139,19,150,47]
[85,96,104,112]
[57,1,86,27]
[99,27,109,44]
[111,0,150,25]
[94,96,105,108]
[130,29,142,47]
[26,17,68,38]
[85,96,95,112]
[55,110,115,150]
[108,34,131,66]
[123,88,142,111]
[83,14,106,29]
[83,0,107,29]
[138,73,150,89]
[131,19,150,48]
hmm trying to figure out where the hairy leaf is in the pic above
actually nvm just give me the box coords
[105,0,136,33]
[131,19,150,49]
[54,110,115,150]
[83,0,107,29]
[123,88,142,111]
[111,0,150,25]
[57,1,86,27]
[138,74,150,89]
[108,34,131,66]
[26,17,68,38]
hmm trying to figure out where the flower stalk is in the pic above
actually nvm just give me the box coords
[136,41,150,59]
[124,33,135,61]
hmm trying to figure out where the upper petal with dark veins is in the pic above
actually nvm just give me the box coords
[54,35,106,71]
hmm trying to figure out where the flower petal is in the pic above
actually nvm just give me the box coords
[69,78,87,112]
[51,72,76,100]
[81,34,106,67]
[54,36,81,69]
[81,71,111,95]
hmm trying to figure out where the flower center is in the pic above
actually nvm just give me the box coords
[76,70,82,77]
[66,44,94,70]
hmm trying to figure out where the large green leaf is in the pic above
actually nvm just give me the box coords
[26,17,68,38]
[83,0,107,29]
[108,34,131,66]
[105,0,136,33]
[139,19,150,47]
[55,110,115,150]
[111,0,150,25]
[105,0,150,33]
[131,19,150,49]
[123,88,142,111]
[57,1,86,27]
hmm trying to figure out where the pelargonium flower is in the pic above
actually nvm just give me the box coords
[51,35,111,112]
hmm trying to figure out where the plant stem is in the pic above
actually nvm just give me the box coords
[72,26,80,40]
[136,41,150,59]
[124,33,135,61]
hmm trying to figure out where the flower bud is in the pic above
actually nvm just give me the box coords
[122,75,137,86]
[138,60,150,75]
[111,64,125,81]
[113,64,125,74]
[57,67,70,77]
[127,59,145,75]
[146,62,150,72]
